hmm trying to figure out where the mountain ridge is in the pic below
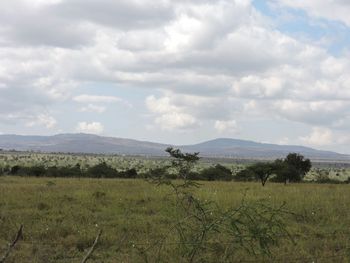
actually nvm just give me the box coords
[0,133,348,160]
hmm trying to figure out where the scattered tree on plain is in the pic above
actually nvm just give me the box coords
[236,153,312,186]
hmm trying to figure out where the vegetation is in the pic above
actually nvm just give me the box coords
[1,177,350,262]
[143,148,293,262]
[0,151,349,184]
[274,153,312,183]
[236,153,313,186]
[1,149,350,262]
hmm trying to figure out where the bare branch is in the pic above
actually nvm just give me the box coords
[0,225,23,263]
[81,229,102,263]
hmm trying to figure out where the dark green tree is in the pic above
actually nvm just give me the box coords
[273,153,312,183]
[199,164,232,181]
[249,162,277,186]
[284,153,311,179]
[234,167,257,182]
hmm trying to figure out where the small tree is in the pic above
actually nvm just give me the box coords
[165,147,200,180]
[234,167,257,182]
[284,153,311,180]
[143,149,294,261]
[249,162,276,186]
[273,153,312,184]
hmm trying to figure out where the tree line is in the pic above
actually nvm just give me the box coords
[1,149,349,184]
[0,161,234,181]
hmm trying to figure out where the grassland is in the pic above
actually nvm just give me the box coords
[1,176,350,262]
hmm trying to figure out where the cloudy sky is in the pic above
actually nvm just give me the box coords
[1,0,350,153]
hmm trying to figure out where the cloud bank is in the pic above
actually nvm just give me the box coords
[0,0,349,152]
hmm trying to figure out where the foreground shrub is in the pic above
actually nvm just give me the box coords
[142,148,294,262]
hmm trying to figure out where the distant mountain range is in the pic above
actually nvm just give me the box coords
[0,133,348,161]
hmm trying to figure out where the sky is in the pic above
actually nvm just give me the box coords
[0,0,350,153]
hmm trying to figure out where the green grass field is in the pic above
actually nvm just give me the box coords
[1,176,350,262]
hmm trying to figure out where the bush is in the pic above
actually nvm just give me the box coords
[199,164,232,181]
[28,166,46,177]
[142,167,174,180]
[119,168,138,178]
[46,166,60,177]
[142,167,165,178]
[144,148,294,261]
[316,177,342,184]
[10,165,49,177]
[10,165,21,175]
[59,164,82,178]
[234,167,258,182]
[86,162,119,178]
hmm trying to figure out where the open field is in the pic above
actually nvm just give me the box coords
[1,176,350,262]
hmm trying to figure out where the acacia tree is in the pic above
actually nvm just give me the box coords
[249,162,276,186]
[143,149,293,262]
[272,153,311,184]
[237,153,311,186]
[165,147,200,180]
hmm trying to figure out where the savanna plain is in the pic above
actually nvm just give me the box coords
[1,153,350,262]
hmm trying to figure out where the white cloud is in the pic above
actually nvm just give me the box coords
[299,127,350,148]
[232,75,285,99]
[145,95,199,130]
[275,0,350,27]
[145,93,239,131]
[277,137,290,145]
[271,100,349,126]
[73,94,132,113]
[0,0,349,152]
[76,121,104,134]
[299,127,334,146]
[26,114,57,129]
[73,95,122,103]
[214,120,238,133]
[154,112,198,131]
[145,95,178,114]
[79,104,106,113]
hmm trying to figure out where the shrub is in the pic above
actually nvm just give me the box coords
[234,167,257,182]
[119,168,138,178]
[28,166,46,177]
[10,165,21,175]
[199,164,232,181]
[86,162,118,178]
[142,167,170,179]
[143,148,294,262]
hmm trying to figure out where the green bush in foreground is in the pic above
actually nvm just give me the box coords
[143,148,294,262]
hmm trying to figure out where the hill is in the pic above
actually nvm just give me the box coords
[0,133,348,160]
[182,138,346,160]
